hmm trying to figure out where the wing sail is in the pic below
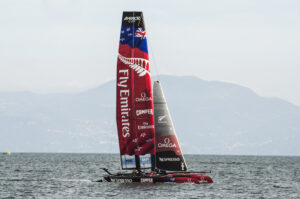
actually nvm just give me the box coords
[116,12,155,169]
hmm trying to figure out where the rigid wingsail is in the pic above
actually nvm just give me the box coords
[116,11,155,170]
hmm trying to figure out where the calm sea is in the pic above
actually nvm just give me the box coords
[1,153,299,198]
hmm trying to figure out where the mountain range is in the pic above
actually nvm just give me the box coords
[1,75,299,156]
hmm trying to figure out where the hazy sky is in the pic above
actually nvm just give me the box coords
[0,0,300,106]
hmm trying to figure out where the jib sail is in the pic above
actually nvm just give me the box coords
[116,11,155,169]
[153,81,187,171]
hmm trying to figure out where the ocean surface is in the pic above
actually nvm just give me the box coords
[1,153,299,198]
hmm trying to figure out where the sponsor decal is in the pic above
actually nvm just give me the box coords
[138,122,154,130]
[157,138,176,148]
[141,178,153,183]
[135,28,146,39]
[181,162,185,171]
[117,69,131,138]
[118,53,150,77]
[124,16,141,23]
[135,92,152,102]
[136,109,153,116]
[158,157,180,162]
[158,115,167,124]
[111,178,133,183]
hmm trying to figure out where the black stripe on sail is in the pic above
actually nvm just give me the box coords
[155,151,187,171]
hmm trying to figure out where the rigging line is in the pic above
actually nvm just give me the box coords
[147,29,161,83]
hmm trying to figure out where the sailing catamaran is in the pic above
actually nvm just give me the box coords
[100,11,213,184]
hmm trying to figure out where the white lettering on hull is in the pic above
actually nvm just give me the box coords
[141,178,153,183]
[111,178,133,183]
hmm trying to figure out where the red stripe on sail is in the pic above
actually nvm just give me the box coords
[116,42,155,155]
[155,132,183,156]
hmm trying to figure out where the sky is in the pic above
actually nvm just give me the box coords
[0,0,300,106]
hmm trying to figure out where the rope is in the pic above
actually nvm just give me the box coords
[147,27,161,83]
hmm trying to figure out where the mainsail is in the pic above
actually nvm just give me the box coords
[116,11,155,169]
[153,81,187,171]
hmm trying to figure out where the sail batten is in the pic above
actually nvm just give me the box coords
[116,11,155,170]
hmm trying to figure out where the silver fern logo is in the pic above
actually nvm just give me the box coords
[158,115,167,124]
[118,53,150,77]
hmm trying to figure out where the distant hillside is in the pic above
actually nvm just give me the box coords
[1,75,300,155]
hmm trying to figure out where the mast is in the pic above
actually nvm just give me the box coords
[116,11,155,170]
[131,12,142,171]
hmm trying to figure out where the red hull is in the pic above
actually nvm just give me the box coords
[159,172,213,184]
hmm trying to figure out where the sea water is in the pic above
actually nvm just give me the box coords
[1,153,299,198]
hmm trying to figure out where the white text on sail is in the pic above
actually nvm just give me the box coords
[118,69,130,138]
